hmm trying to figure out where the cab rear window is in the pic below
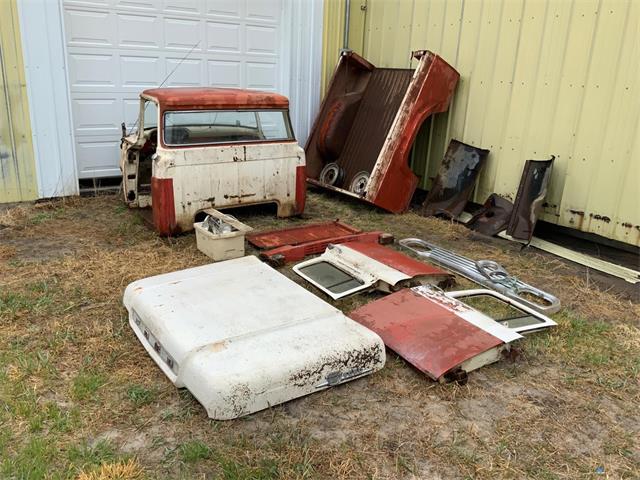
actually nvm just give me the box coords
[163,110,294,146]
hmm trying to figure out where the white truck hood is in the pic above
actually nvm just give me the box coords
[123,256,385,420]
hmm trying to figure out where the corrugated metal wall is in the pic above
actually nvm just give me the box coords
[0,0,38,202]
[322,0,640,246]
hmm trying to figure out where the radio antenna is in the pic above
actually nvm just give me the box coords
[127,40,201,136]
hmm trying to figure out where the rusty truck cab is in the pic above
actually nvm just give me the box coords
[120,88,306,235]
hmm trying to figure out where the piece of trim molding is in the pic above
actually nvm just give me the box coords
[498,232,640,284]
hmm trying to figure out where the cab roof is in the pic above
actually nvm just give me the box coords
[141,87,289,110]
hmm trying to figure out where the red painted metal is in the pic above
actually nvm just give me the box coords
[258,231,391,265]
[247,221,362,249]
[142,87,289,111]
[151,177,178,236]
[368,53,461,213]
[345,242,451,279]
[295,165,306,215]
[349,288,503,380]
[305,50,459,213]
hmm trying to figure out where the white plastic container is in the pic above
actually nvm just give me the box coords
[123,256,385,420]
[194,209,252,261]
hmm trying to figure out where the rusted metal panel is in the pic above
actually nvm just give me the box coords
[506,157,554,242]
[306,50,459,213]
[351,284,557,381]
[349,287,516,381]
[337,68,414,183]
[142,88,289,111]
[465,194,514,237]
[258,231,393,266]
[247,221,361,249]
[422,140,490,218]
[323,0,640,247]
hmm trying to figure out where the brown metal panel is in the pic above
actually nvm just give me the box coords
[465,193,514,236]
[307,50,460,213]
[142,88,289,110]
[506,157,554,241]
[305,51,374,179]
[337,68,414,182]
[422,140,490,218]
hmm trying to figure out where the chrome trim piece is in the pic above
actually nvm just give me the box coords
[399,238,561,314]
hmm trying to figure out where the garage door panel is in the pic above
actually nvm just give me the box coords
[117,13,161,49]
[68,53,117,88]
[124,98,141,130]
[120,55,163,88]
[246,62,277,90]
[65,0,109,9]
[207,59,242,87]
[206,0,242,18]
[65,9,115,47]
[166,58,204,87]
[114,0,161,12]
[72,98,121,136]
[246,0,280,22]
[164,17,201,50]
[206,21,242,53]
[163,0,202,15]
[76,139,122,177]
[246,25,278,55]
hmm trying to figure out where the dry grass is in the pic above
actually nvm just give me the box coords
[76,460,145,480]
[0,191,638,479]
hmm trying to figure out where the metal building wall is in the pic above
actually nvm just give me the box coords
[0,0,38,202]
[322,0,640,246]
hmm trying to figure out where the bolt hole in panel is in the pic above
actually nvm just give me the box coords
[123,256,385,420]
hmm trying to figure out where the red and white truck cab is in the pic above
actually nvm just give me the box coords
[120,88,306,235]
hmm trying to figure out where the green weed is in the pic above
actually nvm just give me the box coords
[72,370,106,401]
[126,384,157,407]
[179,440,211,463]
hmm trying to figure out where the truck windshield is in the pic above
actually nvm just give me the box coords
[163,110,294,146]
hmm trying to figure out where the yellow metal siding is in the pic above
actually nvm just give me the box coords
[322,0,640,246]
[321,0,346,97]
[0,0,37,202]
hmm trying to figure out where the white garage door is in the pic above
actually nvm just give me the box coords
[63,0,285,179]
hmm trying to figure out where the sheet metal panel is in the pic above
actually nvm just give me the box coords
[247,221,361,248]
[17,0,79,199]
[337,68,414,181]
[344,241,450,279]
[124,256,386,419]
[322,0,640,246]
[349,288,504,380]
[0,0,38,203]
